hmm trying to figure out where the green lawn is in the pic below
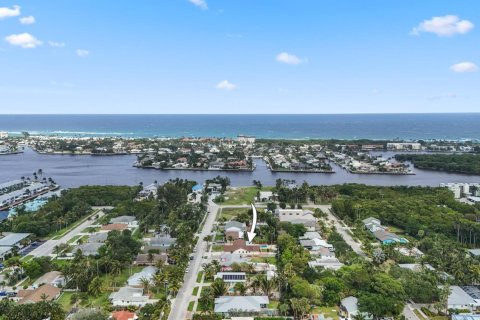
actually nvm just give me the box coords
[311,306,339,319]
[268,300,279,309]
[250,256,277,265]
[57,292,75,311]
[217,207,249,221]
[188,300,195,312]
[99,265,143,287]
[192,286,199,296]
[220,187,272,205]
[212,245,224,252]
[196,271,204,283]
[66,235,85,244]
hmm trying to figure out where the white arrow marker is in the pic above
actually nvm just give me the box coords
[247,203,257,243]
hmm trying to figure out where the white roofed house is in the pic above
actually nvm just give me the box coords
[447,286,480,311]
[276,209,317,231]
[109,286,153,307]
[0,232,32,249]
[258,191,274,202]
[73,242,103,256]
[144,235,177,252]
[214,296,270,316]
[127,266,157,287]
[110,215,138,228]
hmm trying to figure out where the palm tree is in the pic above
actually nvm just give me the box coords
[260,277,277,298]
[88,277,103,296]
[140,277,151,295]
[249,276,262,294]
[211,279,228,297]
[234,282,246,295]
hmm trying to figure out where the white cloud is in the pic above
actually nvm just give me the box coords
[189,0,208,10]
[0,5,20,19]
[5,33,42,48]
[411,15,474,36]
[276,52,301,65]
[216,80,237,91]
[76,49,90,57]
[19,15,35,24]
[48,41,65,48]
[450,62,478,73]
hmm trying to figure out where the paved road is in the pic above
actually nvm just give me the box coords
[314,204,367,257]
[402,303,421,320]
[168,199,219,320]
[28,209,105,258]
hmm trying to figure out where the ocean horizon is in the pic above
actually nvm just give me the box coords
[1,113,480,140]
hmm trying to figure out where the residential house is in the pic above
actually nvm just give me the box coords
[16,284,61,304]
[145,235,177,252]
[101,223,128,231]
[447,286,480,311]
[134,253,167,266]
[214,272,247,283]
[33,271,65,288]
[225,221,247,241]
[109,286,151,307]
[111,311,138,320]
[452,315,480,320]
[340,296,367,320]
[214,296,269,315]
[362,217,408,244]
[223,239,260,255]
[276,209,317,231]
[258,191,274,202]
[88,232,109,243]
[110,216,138,228]
[74,242,103,256]
[219,253,248,270]
[0,232,31,248]
[398,264,435,272]
[127,266,157,287]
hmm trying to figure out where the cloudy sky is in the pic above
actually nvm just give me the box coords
[0,0,479,114]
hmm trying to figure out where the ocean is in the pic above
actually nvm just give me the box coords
[1,113,480,140]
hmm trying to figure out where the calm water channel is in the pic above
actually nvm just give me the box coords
[0,149,479,188]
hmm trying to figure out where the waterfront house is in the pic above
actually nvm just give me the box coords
[258,191,274,202]
[214,296,269,316]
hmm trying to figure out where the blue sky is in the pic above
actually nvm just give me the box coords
[0,0,479,114]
